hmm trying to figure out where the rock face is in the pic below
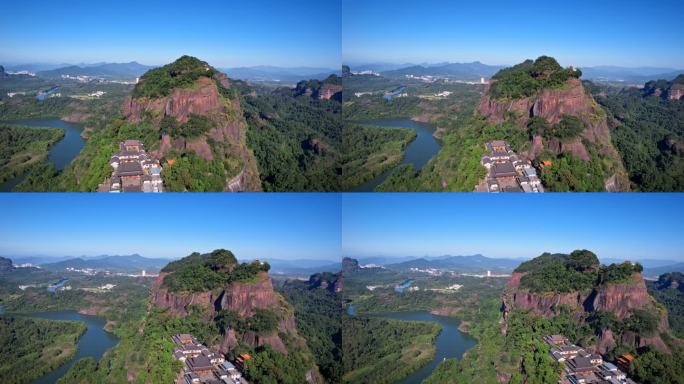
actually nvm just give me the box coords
[152,271,302,356]
[122,70,261,191]
[341,257,360,274]
[502,271,670,353]
[0,256,13,273]
[308,272,341,293]
[479,78,629,190]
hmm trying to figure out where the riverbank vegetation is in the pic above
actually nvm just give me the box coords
[0,123,64,185]
[342,124,416,190]
[0,315,86,384]
[342,316,441,384]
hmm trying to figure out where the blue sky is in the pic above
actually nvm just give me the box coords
[342,194,684,261]
[343,0,684,68]
[0,0,341,68]
[0,194,341,260]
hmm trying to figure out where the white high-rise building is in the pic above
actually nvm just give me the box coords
[480,77,485,84]
[142,270,146,277]
[487,270,491,277]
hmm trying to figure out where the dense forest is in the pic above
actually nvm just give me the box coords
[278,277,343,382]
[590,79,684,191]
[648,272,684,338]
[0,123,63,184]
[242,79,342,191]
[0,315,86,384]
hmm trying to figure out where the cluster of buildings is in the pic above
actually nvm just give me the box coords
[98,140,163,192]
[477,140,544,192]
[172,334,249,384]
[544,334,637,384]
[60,74,139,84]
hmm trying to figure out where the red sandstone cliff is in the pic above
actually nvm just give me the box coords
[502,272,670,353]
[479,78,629,191]
[151,269,316,365]
[122,73,261,191]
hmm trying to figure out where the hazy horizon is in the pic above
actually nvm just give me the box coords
[342,194,684,262]
[0,0,341,68]
[343,0,684,68]
[0,194,341,261]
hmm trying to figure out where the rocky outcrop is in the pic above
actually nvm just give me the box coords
[152,270,303,356]
[122,63,261,191]
[502,271,671,353]
[218,273,279,317]
[479,78,629,190]
[590,274,654,319]
[123,76,221,124]
[0,256,13,273]
[308,272,341,293]
[341,257,360,274]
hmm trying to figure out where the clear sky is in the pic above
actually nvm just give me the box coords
[0,0,341,68]
[0,194,341,261]
[342,193,684,261]
[342,0,684,68]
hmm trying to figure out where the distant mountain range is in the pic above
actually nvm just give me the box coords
[385,254,524,272]
[220,66,340,82]
[347,61,684,83]
[39,254,170,273]
[381,62,505,80]
[579,66,683,83]
[351,254,684,275]
[36,61,154,79]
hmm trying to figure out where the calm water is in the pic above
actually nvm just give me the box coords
[347,305,476,384]
[19,311,119,384]
[0,118,84,191]
[395,279,415,293]
[353,118,441,191]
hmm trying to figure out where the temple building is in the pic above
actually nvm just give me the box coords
[477,140,544,193]
[98,140,164,192]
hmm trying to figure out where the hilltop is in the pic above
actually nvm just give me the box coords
[11,55,342,192]
[478,56,630,191]
[503,250,673,355]
[151,249,323,383]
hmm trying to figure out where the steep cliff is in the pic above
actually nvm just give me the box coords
[479,57,629,191]
[502,251,673,354]
[123,56,261,191]
[642,75,684,100]
[151,250,322,383]
[0,256,13,273]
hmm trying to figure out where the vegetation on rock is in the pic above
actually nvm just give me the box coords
[489,56,581,100]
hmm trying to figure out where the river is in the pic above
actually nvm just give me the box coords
[0,118,85,191]
[19,311,118,384]
[353,118,441,191]
[347,304,476,384]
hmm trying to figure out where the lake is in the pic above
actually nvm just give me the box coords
[21,311,118,384]
[0,118,85,191]
[353,118,441,191]
[347,304,477,384]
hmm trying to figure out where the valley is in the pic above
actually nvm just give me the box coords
[0,57,341,192]
[343,56,684,192]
